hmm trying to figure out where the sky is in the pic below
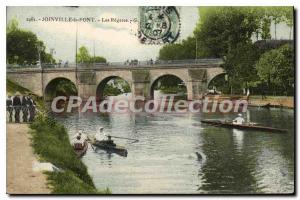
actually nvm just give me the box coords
[7,6,292,63]
[7,6,199,62]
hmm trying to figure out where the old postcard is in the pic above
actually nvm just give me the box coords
[6,6,295,194]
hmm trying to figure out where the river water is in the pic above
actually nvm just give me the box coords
[54,107,294,194]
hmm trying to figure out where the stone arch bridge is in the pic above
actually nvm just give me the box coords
[7,59,225,100]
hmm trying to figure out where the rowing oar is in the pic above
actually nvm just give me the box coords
[109,135,139,142]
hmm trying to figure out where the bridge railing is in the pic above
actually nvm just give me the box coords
[7,58,223,70]
[7,64,40,70]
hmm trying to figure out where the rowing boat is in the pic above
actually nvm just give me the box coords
[200,119,287,133]
[91,140,128,157]
[74,141,88,158]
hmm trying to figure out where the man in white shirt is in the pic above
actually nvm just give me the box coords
[95,127,107,142]
[233,113,245,125]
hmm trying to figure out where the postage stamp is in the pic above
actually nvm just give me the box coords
[138,6,181,44]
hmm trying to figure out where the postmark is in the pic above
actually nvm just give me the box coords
[138,6,180,44]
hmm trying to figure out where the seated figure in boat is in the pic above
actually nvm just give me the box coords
[73,130,86,150]
[95,127,116,146]
[232,113,245,125]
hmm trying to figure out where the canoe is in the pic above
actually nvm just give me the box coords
[91,140,128,157]
[200,119,287,133]
[74,141,88,158]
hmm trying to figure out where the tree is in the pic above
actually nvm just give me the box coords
[42,51,56,64]
[157,7,294,95]
[282,7,294,39]
[194,7,261,57]
[92,56,106,63]
[159,37,196,60]
[76,46,91,63]
[256,44,294,95]
[7,18,19,33]
[76,46,107,64]
[224,42,260,93]
[261,7,293,40]
[7,19,55,65]
[269,7,286,40]
[261,18,271,39]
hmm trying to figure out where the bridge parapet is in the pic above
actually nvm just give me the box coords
[7,58,223,71]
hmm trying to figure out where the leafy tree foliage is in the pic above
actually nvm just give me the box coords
[256,44,294,95]
[159,37,196,60]
[76,46,91,63]
[224,43,261,93]
[194,7,264,58]
[7,18,55,65]
[76,46,107,64]
[92,56,106,63]
[158,7,294,95]
[159,6,293,59]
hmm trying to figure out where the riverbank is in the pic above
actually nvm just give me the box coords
[248,95,294,109]
[29,114,110,194]
[6,123,50,194]
[205,94,294,109]
[7,79,110,194]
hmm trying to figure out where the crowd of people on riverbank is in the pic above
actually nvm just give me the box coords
[6,92,37,123]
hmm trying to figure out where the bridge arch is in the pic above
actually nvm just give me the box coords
[149,74,188,100]
[43,71,77,93]
[96,76,132,101]
[206,68,226,87]
[44,77,78,101]
[207,72,226,88]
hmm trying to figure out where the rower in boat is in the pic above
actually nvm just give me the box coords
[73,130,86,150]
[72,130,88,157]
[201,118,287,133]
[232,113,245,125]
[95,127,116,146]
[92,127,128,156]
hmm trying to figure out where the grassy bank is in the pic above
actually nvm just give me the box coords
[7,79,31,95]
[7,79,110,194]
[30,114,111,194]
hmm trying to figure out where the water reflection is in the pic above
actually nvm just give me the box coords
[54,107,294,194]
[198,126,261,193]
[232,129,244,153]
